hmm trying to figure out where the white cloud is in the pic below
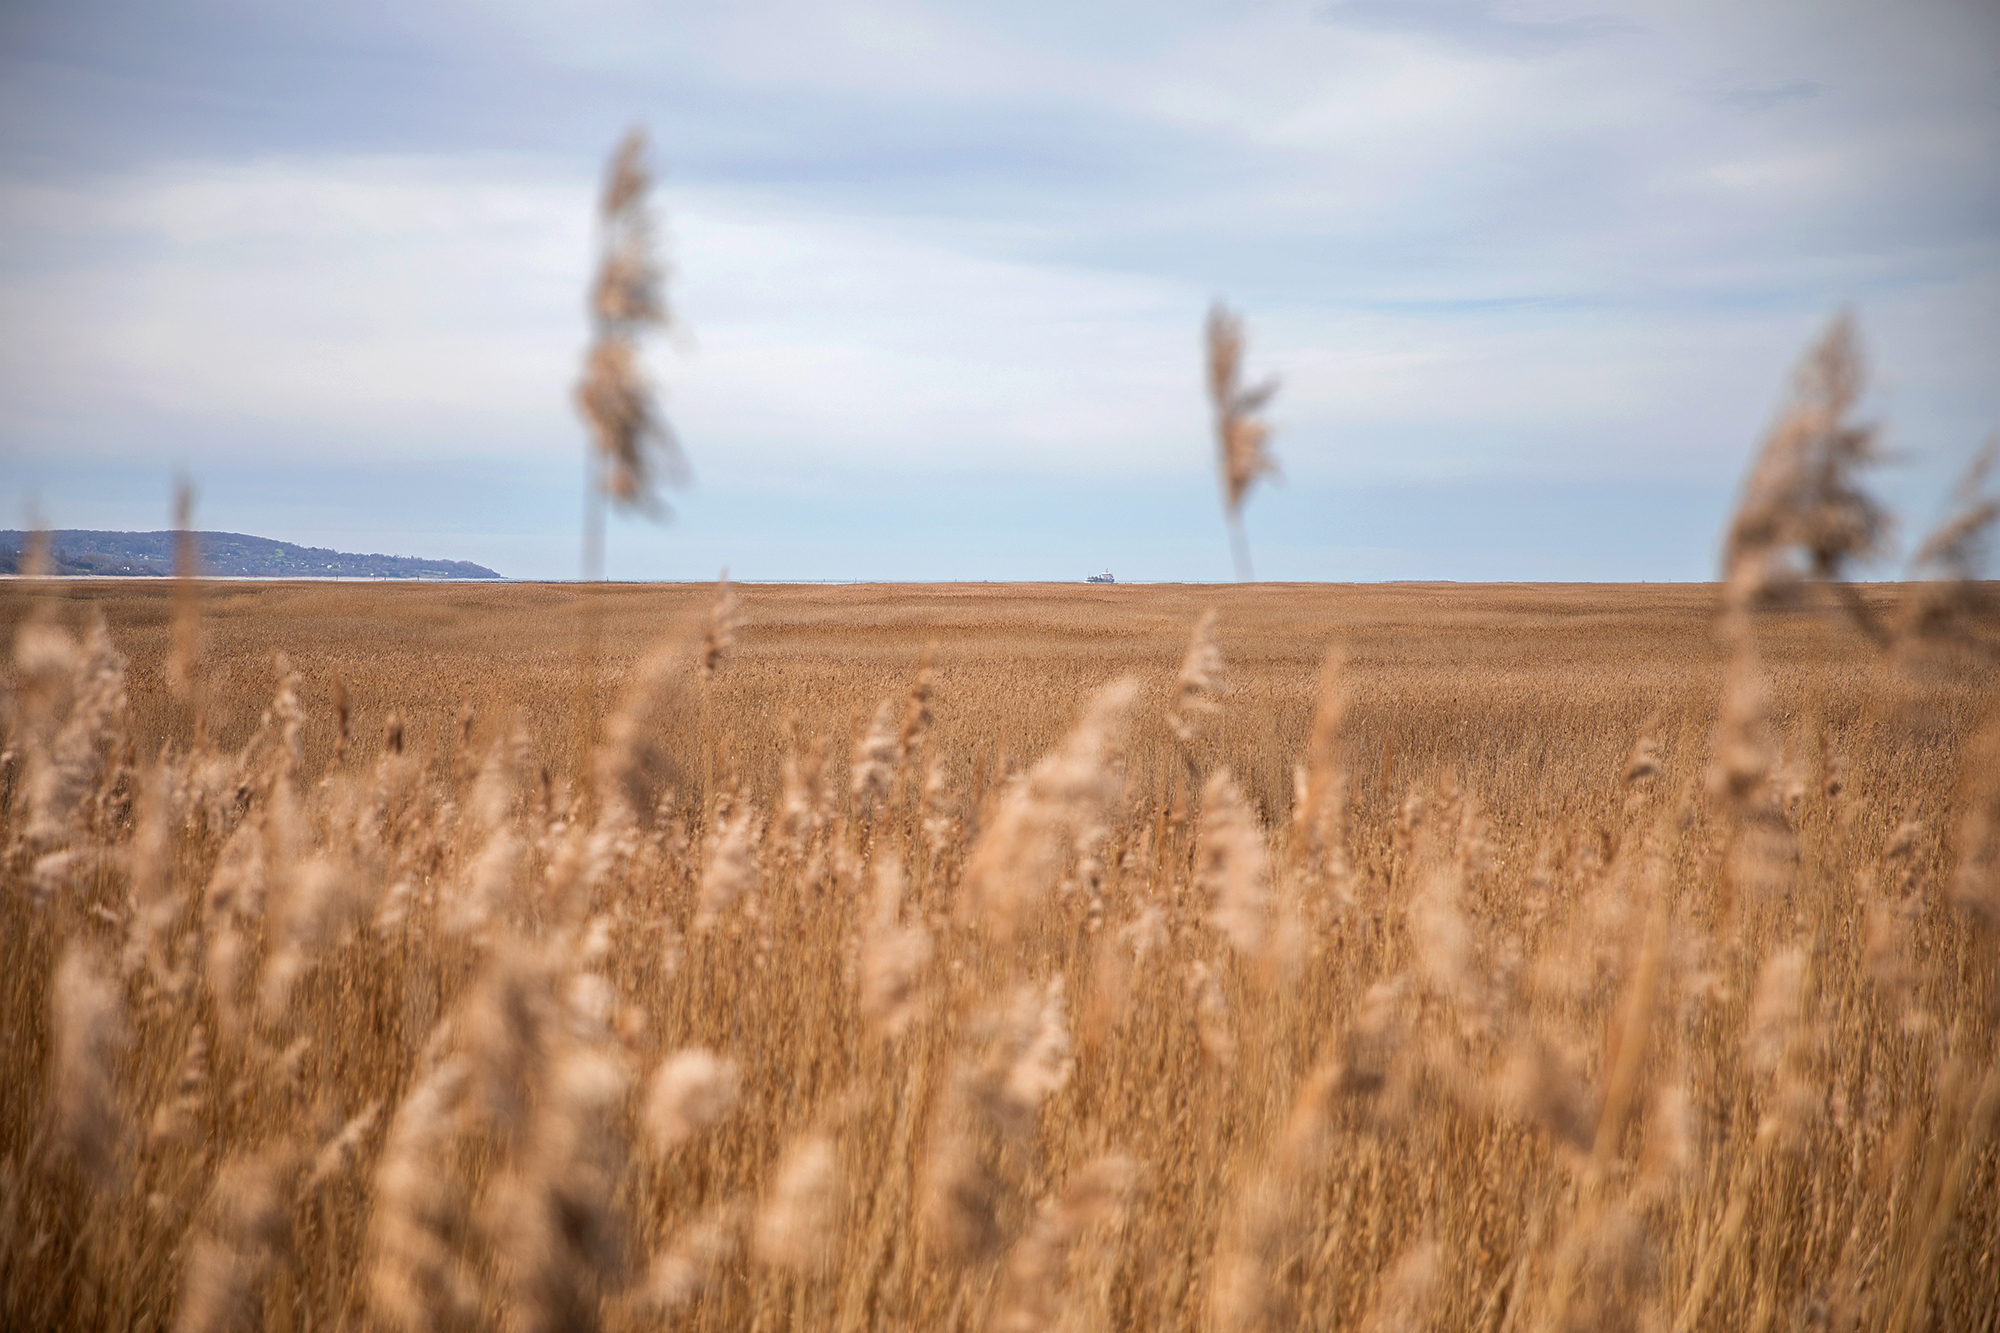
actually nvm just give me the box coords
[0,0,1994,534]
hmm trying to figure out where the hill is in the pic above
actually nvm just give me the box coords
[0,530,502,580]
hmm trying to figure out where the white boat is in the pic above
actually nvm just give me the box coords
[1086,570,1116,584]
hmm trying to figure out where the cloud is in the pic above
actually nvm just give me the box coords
[0,0,1995,579]
[0,156,1214,476]
[1717,80,1823,112]
[1318,0,1638,53]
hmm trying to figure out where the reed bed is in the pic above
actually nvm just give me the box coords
[1,557,1995,1333]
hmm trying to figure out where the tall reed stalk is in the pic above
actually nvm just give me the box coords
[1206,302,1279,583]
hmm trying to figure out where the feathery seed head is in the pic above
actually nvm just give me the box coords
[964,678,1137,938]
[1899,436,2000,658]
[1291,650,1351,869]
[643,1048,742,1151]
[1359,1237,1442,1333]
[367,1056,477,1333]
[1188,960,1237,1069]
[1723,312,1888,606]
[860,853,932,1038]
[592,638,694,828]
[701,573,739,677]
[694,789,761,930]
[18,616,128,847]
[1206,303,1280,515]
[262,855,369,1016]
[1168,609,1225,744]
[174,1149,300,1333]
[1198,768,1271,962]
[988,1156,1136,1333]
[641,1205,743,1314]
[578,128,685,517]
[308,1101,383,1189]
[150,1022,210,1147]
[1408,862,1478,1013]
[51,945,129,1187]
[851,696,902,810]
[1500,1038,1598,1155]
[1950,711,2000,930]
[459,946,559,1147]
[754,1133,840,1270]
[1637,1080,1696,1195]
[1744,946,1807,1077]
[997,978,1073,1123]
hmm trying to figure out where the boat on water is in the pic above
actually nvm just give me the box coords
[1086,570,1116,584]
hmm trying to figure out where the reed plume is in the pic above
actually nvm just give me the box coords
[987,1155,1135,1333]
[1212,1062,1345,1333]
[1899,435,2000,661]
[1358,1236,1441,1333]
[695,788,760,930]
[149,1021,209,1147]
[173,1149,299,1333]
[308,1099,382,1188]
[167,481,202,707]
[591,641,691,829]
[1723,312,1889,632]
[1167,609,1224,744]
[1186,959,1237,1067]
[15,615,127,849]
[261,854,370,1017]
[920,980,1073,1264]
[858,851,931,1038]
[482,1041,631,1333]
[850,697,901,811]
[50,945,128,1187]
[1951,711,2000,931]
[639,1204,742,1314]
[1196,768,1270,963]
[1290,650,1351,879]
[366,1056,479,1333]
[754,1131,840,1270]
[700,573,740,677]
[122,766,178,981]
[775,717,832,858]
[1206,302,1279,582]
[1082,904,1164,1048]
[920,757,958,859]
[963,678,1136,938]
[444,735,523,935]
[642,1048,741,1151]
[576,127,686,579]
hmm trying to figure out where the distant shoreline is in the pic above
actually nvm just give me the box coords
[0,529,503,580]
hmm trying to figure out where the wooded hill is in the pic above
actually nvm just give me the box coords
[0,531,502,579]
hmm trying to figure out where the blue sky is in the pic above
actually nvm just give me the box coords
[1,0,1995,581]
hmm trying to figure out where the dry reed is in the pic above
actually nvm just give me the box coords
[1206,303,1279,583]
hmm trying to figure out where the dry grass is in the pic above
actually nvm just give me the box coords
[1,566,1996,1332]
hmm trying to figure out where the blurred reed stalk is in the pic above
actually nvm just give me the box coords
[576,126,686,582]
[166,482,204,741]
[1721,312,1890,635]
[571,127,687,783]
[1206,302,1279,583]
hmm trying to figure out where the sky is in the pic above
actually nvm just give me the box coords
[0,0,1995,582]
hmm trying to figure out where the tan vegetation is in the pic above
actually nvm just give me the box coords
[1206,302,1280,583]
[577,127,685,582]
[1,561,1996,1332]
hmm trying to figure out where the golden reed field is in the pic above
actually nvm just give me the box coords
[2,564,1998,1333]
